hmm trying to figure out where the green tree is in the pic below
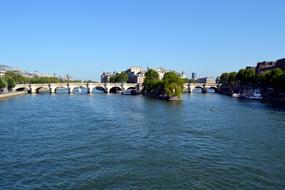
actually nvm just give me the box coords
[228,72,237,85]
[143,69,160,93]
[0,78,8,92]
[5,77,16,91]
[115,72,128,83]
[271,68,284,92]
[4,71,30,84]
[109,75,116,83]
[109,72,128,83]
[236,68,256,85]
[219,73,230,85]
[144,69,159,81]
[163,72,184,97]
[183,78,194,83]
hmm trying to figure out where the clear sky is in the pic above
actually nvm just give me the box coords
[0,0,285,80]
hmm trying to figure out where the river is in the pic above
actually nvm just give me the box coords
[0,93,285,190]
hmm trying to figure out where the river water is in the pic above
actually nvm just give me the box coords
[0,93,285,190]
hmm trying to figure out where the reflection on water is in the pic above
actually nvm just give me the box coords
[0,94,285,189]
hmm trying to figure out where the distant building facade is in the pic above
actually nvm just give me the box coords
[126,66,145,83]
[195,77,216,84]
[191,72,197,80]
[276,58,285,70]
[180,72,186,79]
[152,67,170,80]
[101,72,116,83]
[256,58,285,74]
[0,69,6,77]
[101,66,187,83]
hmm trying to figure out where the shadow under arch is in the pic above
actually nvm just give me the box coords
[109,86,122,94]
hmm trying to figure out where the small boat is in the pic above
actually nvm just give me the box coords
[232,93,241,98]
[232,89,262,100]
[247,89,263,100]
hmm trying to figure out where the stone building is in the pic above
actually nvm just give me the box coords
[153,67,171,80]
[0,69,6,77]
[126,67,145,83]
[255,58,285,74]
[101,72,117,83]
[195,77,216,84]
[276,58,285,70]
[192,72,197,80]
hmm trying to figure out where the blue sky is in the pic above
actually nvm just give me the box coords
[0,0,285,80]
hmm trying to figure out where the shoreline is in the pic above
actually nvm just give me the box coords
[0,91,28,100]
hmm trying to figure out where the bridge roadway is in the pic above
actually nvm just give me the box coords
[14,82,217,94]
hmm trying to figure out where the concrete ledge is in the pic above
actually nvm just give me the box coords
[0,91,28,100]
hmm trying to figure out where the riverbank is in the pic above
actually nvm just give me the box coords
[217,88,285,105]
[0,91,28,100]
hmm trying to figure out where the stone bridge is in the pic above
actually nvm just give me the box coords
[183,83,218,93]
[14,82,140,94]
[14,82,217,94]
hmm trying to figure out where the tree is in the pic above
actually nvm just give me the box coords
[228,72,237,85]
[109,72,128,83]
[163,72,184,97]
[219,73,230,85]
[5,77,16,91]
[244,67,256,84]
[144,69,159,81]
[257,70,271,87]
[115,72,128,83]
[183,78,194,83]
[271,68,284,92]
[0,78,8,92]
[236,68,256,85]
[4,71,30,84]
[236,69,245,84]
[143,69,160,93]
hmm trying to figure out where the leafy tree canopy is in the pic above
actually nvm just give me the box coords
[0,78,8,89]
[109,72,128,83]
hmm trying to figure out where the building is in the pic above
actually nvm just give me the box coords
[255,58,285,74]
[191,72,197,80]
[195,77,216,84]
[152,67,171,80]
[276,58,285,70]
[101,72,116,83]
[180,72,186,79]
[255,61,276,74]
[132,71,145,84]
[0,69,6,77]
[126,66,145,83]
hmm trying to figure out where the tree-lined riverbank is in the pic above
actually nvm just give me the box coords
[217,66,285,104]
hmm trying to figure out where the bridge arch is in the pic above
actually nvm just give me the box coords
[109,86,122,94]
[91,86,106,93]
[207,86,217,93]
[36,86,50,93]
[127,87,136,90]
[15,86,30,92]
[72,86,88,94]
[54,86,69,94]
[192,86,205,92]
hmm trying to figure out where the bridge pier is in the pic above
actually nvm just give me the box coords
[49,87,56,94]
[202,88,207,93]
[87,87,92,94]
[30,86,37,94]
